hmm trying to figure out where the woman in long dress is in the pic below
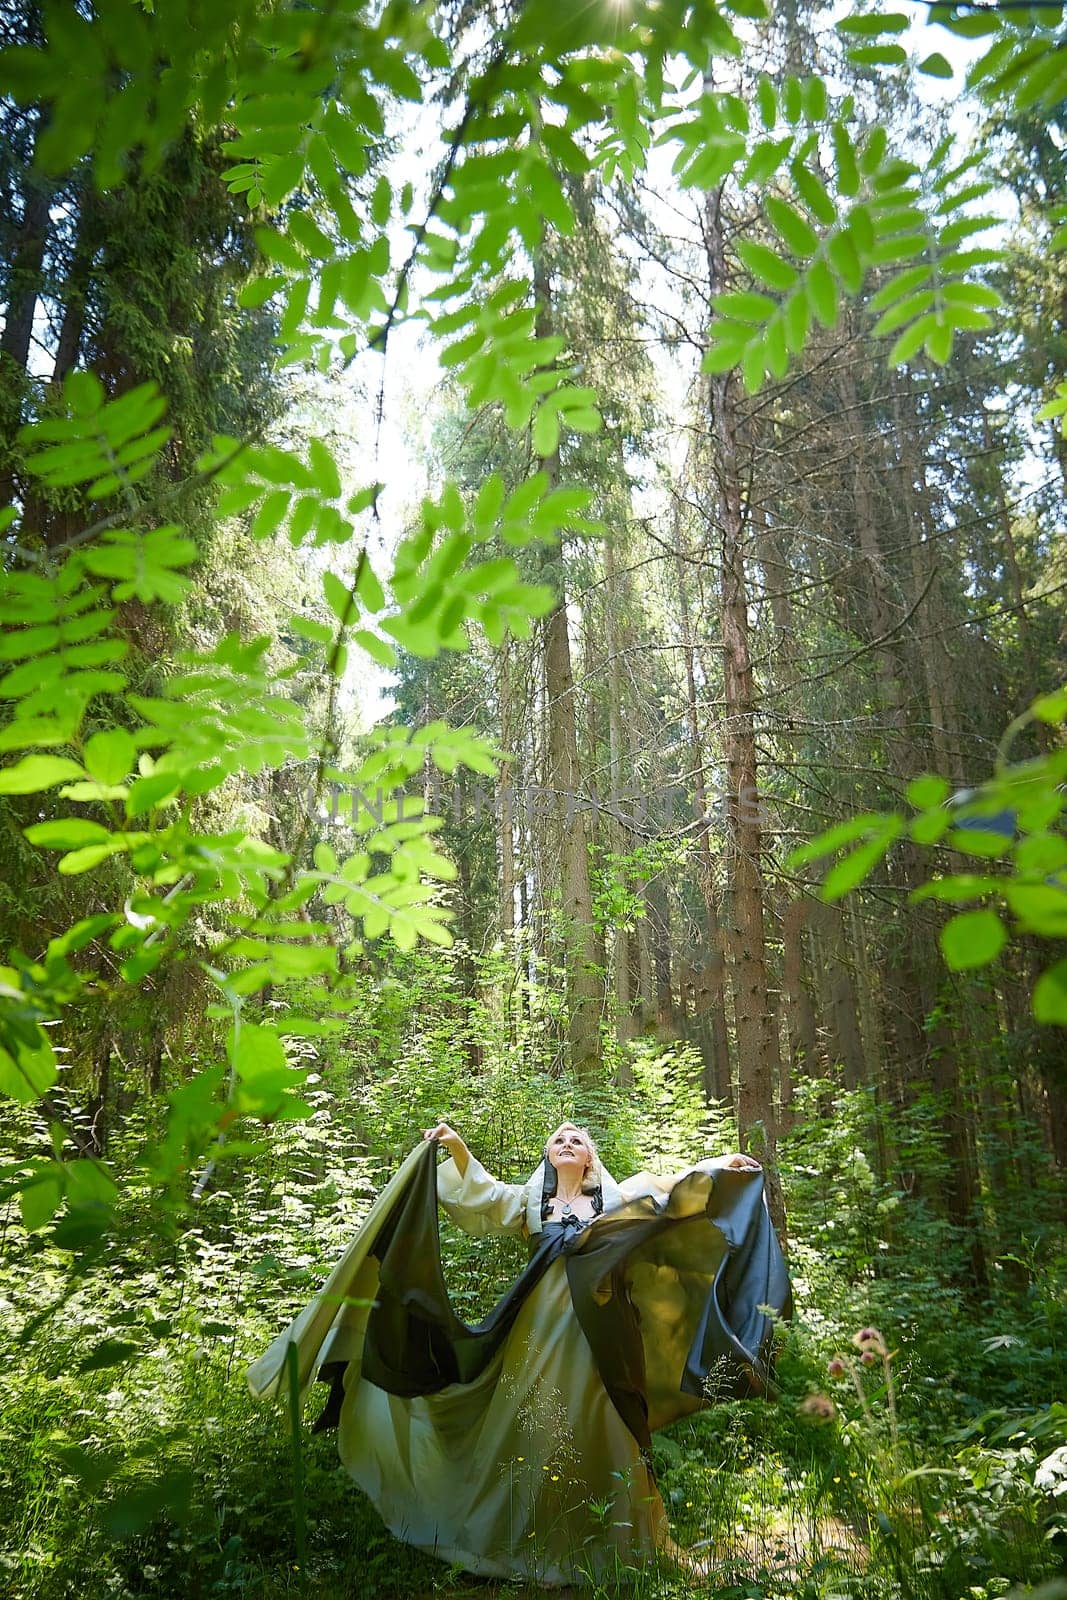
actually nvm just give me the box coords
[247,1120,790,1586]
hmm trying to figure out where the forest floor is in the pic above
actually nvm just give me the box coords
[2,1116,1064,1600]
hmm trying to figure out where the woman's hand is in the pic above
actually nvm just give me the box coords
[424,1122,470,1176]
[724,1152,762,1172]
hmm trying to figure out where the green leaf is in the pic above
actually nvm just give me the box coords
[287,211,333,261]
[868,264,929,314]
[911,807,951,846]
[785,812,890,869]
[737,240,798,290]
[889,313,939,367]
[238,275,283,310]
[533,402,561,457]
[103,1465,196,1538]
[910,874,999,904]
[126,772,181,817]
[356,558,386,613]
[806,259,838,328]
[20,1172,62,1232]
[0,718,75,752]
[741,342,766,394]
[563,406,601,434]
[906,775,951,809]
[1032,687,1067,725]
[858,126,888,176]
[872,289,936,339]
[65,1159,117,1210]
[763,316,788,379]
[743,135,795,188]
[822,818,901,901]
[0,755,85,794]
[1033,959,1067,1026]
[714,290,777,324]
[919,53,953,79]
[1015,833,1067,876]
[352,629,397,669]
[756,75,776,130]
[944,826,1012,860]
[782,75,803,124]
[322,571,354,625]
[703,330,749,373]
[925,318,954,365]
[58,840,127,874]
[84,728,136,784]
[0,1035,57,1105]
[246,489,287,541]
[765,195,819,258]
[289,615,334,647]
[783,289,810,353]
[230,1022,288,1082]
[802,77,828,123]
[24,818,112,850]
[308,437,342,498]
[847,43,907,67]
[1004,884,1067,937]
[21,376,170,498]
[832,122,860,197]
[940,908,1007,971]
[80,1339,142,1373]
[792,162,836,226]
[827,230,863,294]
[836,11,909,35]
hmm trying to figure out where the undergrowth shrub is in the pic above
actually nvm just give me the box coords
[2,950,1063,1600]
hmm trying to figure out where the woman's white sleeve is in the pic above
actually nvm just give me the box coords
[436,1154,528,1237]
[617,1158,735,1204]
[617,1170,675,1203]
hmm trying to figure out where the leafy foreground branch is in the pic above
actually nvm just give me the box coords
[787,687,1067,1024]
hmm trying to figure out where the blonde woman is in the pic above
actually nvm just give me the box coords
[248,1120,788,1586]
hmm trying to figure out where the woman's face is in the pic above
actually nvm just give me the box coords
[546,1123,592,1178]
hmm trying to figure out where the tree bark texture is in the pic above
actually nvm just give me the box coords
[535,254,603,1080]
[701,176,783,1235]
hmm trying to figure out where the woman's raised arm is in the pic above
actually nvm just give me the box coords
[423,1121,470,1177]
[424,1125,528,1237]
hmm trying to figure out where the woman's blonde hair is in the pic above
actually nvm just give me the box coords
[545,1121,602,1194]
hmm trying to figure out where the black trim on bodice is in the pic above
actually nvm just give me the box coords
[537,1153,604,1224]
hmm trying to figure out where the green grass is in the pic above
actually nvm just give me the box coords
[1,1238,1062,1600]
[1,1099,1064,1600]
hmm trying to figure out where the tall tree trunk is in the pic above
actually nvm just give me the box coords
[843,349,986,1279]
[86,1035,112,1157]
[50,185,96,388]
[977,402,1046,713]
[645,873,675,1038]
[604,540,637,1060]
[0,113,51,374]
[702,173,783,1234]
[535,254,603,1080]
[497,645,517,939]
[673,539,731,1101]
[780,896,818,1084]
[893,376,966,786]
[821,904,866,1090]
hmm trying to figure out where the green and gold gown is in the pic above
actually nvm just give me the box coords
[247,1142,790,1586]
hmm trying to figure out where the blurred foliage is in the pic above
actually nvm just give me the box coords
[786,689,1067,1023]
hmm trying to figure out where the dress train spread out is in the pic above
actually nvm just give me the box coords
[248,1142,791,1584]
